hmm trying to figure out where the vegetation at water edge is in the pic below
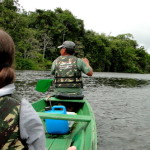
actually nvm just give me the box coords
[1,0,150,73]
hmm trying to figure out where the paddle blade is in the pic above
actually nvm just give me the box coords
[35,79,54,92]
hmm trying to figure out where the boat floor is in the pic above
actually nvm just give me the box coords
[44,108,89,150]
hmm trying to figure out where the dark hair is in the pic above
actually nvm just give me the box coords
[0,30,15,88]
[66,48,75,55]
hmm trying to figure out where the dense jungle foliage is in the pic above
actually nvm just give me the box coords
[1,0,150,73]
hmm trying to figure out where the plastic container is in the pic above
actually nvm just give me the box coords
[67,112,76,127]
[45,106,69,134]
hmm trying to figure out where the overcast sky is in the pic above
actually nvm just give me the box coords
[18,0,150,53]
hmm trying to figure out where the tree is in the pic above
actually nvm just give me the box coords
[109,34,140,72]
[1,0,150,72]
[83,31,110,71]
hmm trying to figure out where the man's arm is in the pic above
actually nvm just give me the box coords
[50,60,56,75]
[20,99,45,150]
[82,58,93,76]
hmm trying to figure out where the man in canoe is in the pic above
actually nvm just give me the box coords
[51,41,93,98]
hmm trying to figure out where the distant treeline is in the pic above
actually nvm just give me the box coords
[1,0,150,73]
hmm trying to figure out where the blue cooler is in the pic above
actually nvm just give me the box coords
[45,106,69,134]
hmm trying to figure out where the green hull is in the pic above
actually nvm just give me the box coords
[32,97,97,150]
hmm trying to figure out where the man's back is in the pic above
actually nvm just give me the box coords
[51,41,93,96]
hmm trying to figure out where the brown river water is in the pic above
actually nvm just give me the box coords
[15,71,150,150]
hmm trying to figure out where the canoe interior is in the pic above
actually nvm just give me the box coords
[32,97,97,150]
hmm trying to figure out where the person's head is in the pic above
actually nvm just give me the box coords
[58,41,76,55]
[0,30,15,88]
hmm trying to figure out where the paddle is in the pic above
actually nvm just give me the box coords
[35,79,54,109]
[35,79,54,93]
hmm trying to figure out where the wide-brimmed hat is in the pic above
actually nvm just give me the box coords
[58,41,76,49]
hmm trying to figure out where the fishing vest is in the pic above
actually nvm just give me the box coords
[0,94,25,150]
[54,56,83,88]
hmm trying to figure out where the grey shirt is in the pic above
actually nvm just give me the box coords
[0,84,45,150]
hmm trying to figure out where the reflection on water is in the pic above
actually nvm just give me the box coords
[15,71,150,150]
[93,77,149,88]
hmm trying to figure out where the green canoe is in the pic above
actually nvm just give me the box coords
[32,96,97,150]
